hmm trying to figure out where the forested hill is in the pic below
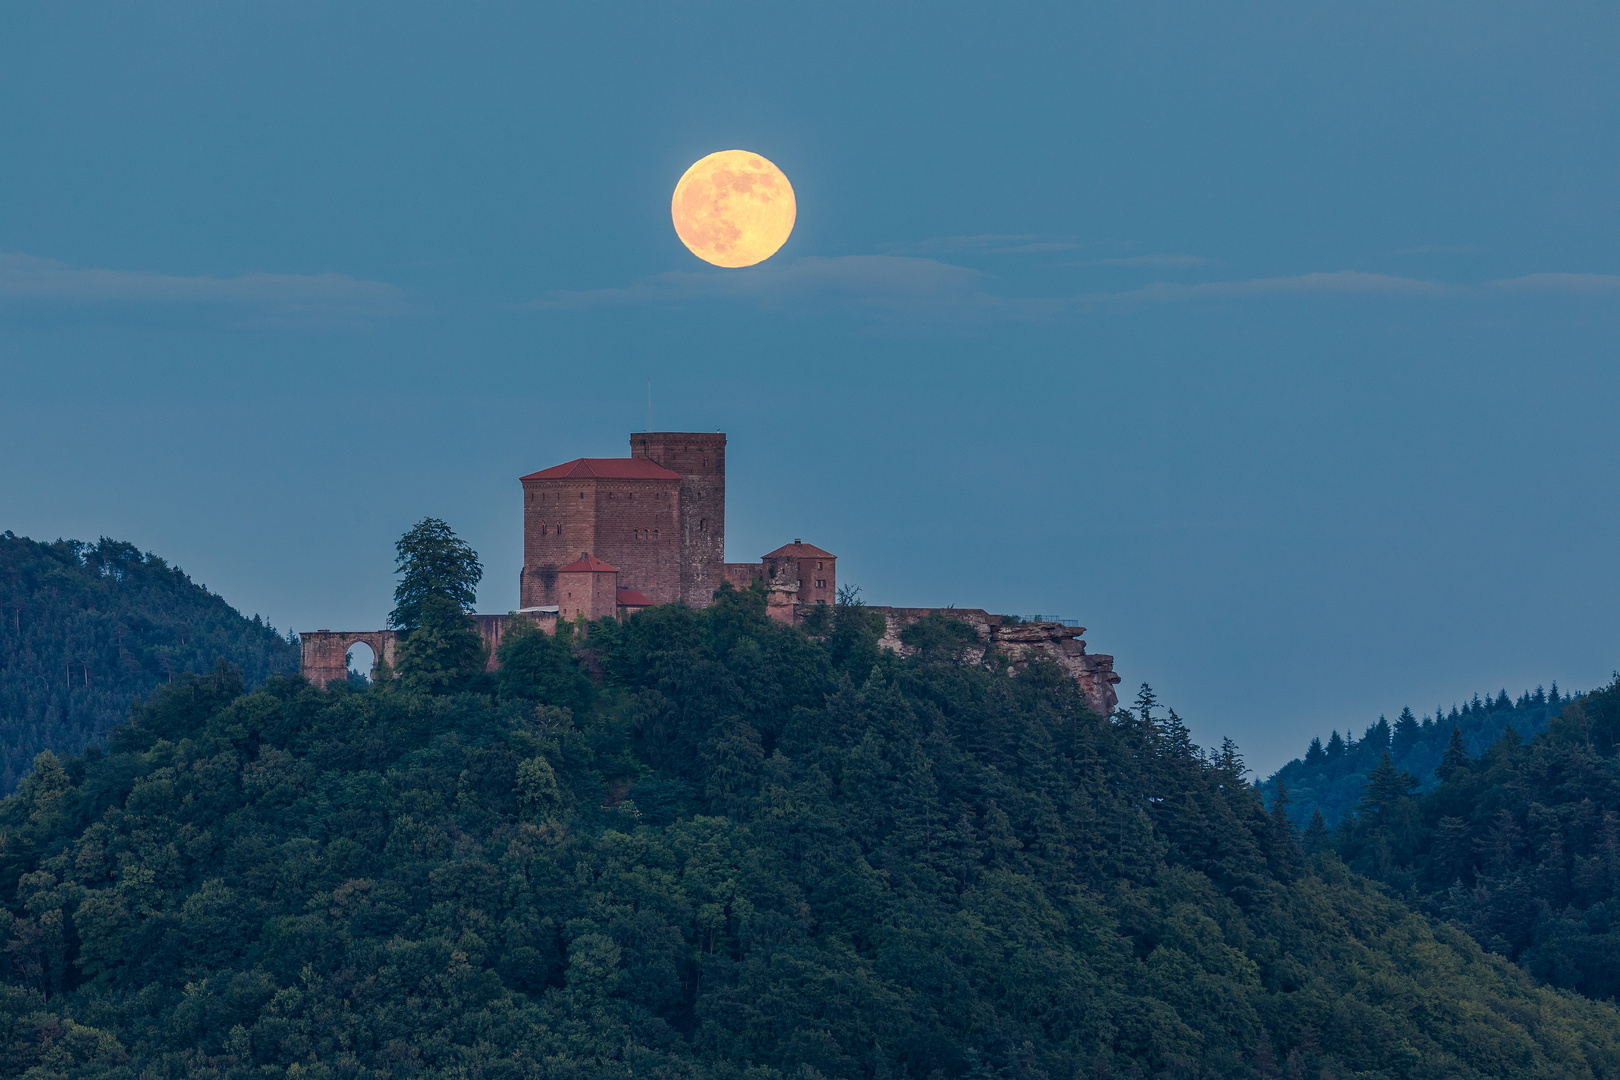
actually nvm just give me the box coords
[1308,676,1620,1003]
[0,532,298,793]
[3,591,1620,1079]
[1265,686,1572,826]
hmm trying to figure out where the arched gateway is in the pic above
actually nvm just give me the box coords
[298,630,400,689]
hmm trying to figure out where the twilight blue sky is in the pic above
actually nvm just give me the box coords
[2,3,1617,773]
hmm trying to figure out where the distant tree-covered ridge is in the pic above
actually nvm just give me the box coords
[1265,685,1575,827]
[0,532,298,793]
[2,556,1620,1078]
[1308,676,1620,1004]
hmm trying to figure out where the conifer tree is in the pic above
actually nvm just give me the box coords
[1392,707,1420,757]
[1302,808,1329,850]
[1269,780,1301,871]
[1360,752,1418,818]
[1436,726,1471,781]
[1367,715,1391,754]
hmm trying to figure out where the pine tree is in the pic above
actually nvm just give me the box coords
[1304,737,1325,766]
[1360,752,1418,818]
[1326,730,1345,759]
[1392,707,1420,757]
[1302,809,1329,850]
[1135,683,1158,723]
[1436,726,1471,781]
[1269,780,1300,870]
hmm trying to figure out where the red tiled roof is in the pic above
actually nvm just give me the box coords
[616,587,653,607]
[762,541,835,559]
[557,553,618,574]
[521,457,681,481]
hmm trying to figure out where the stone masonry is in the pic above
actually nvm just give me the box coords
[869,607,1121,716]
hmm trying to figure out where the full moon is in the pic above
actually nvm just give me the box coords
[671,150,796,268]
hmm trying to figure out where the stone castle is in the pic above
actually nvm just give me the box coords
[300,431,1120,712]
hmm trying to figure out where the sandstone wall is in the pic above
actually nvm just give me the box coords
[868,606,1121,715]
[521,476,680,607]
[631,432,726,607]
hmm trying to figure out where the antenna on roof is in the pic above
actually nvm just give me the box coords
[647,381,652,433]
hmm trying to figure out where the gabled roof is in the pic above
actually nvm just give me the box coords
[616,587,653,608]
[557,553,618,574]
[521,457,681,481]
[763,541,835,559]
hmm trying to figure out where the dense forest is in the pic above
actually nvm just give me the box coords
[1266,688,1572,826]
[1317,676,1620,1003]
[2,522,1619,1079]
[0,533,300,794]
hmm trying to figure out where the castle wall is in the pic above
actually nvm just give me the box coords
[521,475,679,606]
[299,629,400,689]
[631,432,726,607]
[558,568,619,621]
[575,481,680,605]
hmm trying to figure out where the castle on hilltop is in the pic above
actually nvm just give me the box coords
[516,432,836,620]
[300,431,1119,712]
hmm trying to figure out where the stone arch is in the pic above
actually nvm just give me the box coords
[345,640,377,681]
[299,629,399,688]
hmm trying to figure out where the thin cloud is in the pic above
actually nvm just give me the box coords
[531,255,996,318]
[1390,244,1482,257]
[0,252,409,327]
[1075,253,1214,269]
[879,234,1083,257]
[1492,273,1620,294]
[529,259,1617,324]
[1085,271,1453,305]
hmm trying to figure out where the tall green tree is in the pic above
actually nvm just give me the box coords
[389,517,482,630]
[389,519,486,693]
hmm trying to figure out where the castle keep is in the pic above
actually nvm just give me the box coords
[300,430,1119,712]
[515,432,835,618]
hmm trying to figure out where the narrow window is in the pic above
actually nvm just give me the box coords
[700,518,705,531]
[653,529,659,541]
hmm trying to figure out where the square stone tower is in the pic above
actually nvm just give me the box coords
[630,432,726,607]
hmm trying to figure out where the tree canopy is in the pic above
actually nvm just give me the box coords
[388,518,482,631]
[1266,684,1574,826]
[2,583,1618,1079]
[0,532,297,794]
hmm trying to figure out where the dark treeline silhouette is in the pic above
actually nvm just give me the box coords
[0,532,298,793]
[0,521,1617,1079]
[1301,676,1620,1002]
[1267,687,1573,827]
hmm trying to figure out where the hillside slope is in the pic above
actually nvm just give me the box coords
[1313,677,1620,1001]
[0,532,298,792]
[2,594,1618,1079]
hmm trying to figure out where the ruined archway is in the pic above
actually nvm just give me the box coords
[299,629,399,688]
